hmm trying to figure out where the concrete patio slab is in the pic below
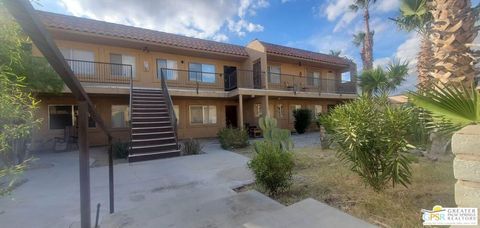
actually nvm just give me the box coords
[0,140,253,228]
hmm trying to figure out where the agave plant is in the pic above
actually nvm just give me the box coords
[409,84,479,132]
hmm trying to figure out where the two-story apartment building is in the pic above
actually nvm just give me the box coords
[32,11,357,161]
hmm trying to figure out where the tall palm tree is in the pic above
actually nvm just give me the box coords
[393,0,433,89]
[352,31,374,70]
[359,59,409,95]
[350,0,377,70]
[429,0,477,87]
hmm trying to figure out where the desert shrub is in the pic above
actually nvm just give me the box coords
[112,141,129,159]
[258,116,293,151]
[182,138,203,155]
[293,108,313,134]
[217,127,249,149]
[248,141,294,196]
[323,95,414,192]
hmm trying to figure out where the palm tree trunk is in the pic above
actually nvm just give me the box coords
[430,0,477,87]
[418,34,433,88]
[363,7,374,70]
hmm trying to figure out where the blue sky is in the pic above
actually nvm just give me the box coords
[32,0,480,93]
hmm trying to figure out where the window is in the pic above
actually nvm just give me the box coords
[48,105,96,130]
[60,48,95,75]
[289,104,301,122]
[189,105,217,124]
[188,63,216,83]
[111,105,129,128]
[254,104,263,117]
[275,104,284,118]
[307,71,321,86]
[173,105,179,124]
[341,72,351,83]
[314,105,323,117]
[157,59,178,80]
[268,65,281,84]
[110,53,136,77]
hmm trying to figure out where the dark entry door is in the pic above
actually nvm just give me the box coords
[225,105,238,128]
[253,60,262,89]
[224,66,237,91]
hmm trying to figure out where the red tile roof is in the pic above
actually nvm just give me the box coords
[36,11,249,57]
[259,41,350,66]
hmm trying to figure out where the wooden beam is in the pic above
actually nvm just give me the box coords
[78,101,90,228]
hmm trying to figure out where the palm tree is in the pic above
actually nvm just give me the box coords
[409,84,479,130]
[350,0,377,70]
[429,0,477,87]
[352,31,374,71]
[329,50,342,57]
[393,0,433,89]
[359,59,409,95]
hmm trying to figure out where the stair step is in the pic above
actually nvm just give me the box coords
[133,112,169,115]
[132,121,171,125]
[132,126,173,130]
[132,131,175,136]
[132,100,166,103]
[130,143,178,154]
[132,107,168,111]
[132,137,175,142]
[128,150,181,162]
[131,143,177,149]
[132,116,170,120]
[132,96,165,99]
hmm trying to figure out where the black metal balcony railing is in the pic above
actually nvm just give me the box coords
[159,68,224,93]
[159,68,356,94]
[65,59,133,84]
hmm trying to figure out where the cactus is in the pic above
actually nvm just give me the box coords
[257,117,293,152]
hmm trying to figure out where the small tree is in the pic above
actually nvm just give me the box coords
[248,117,294,196]
[324,95,414,191]
[0,72,41,195]
[293,108,312,134]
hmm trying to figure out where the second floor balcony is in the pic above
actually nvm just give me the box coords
[65,59,357,96]
[160,68,357,95]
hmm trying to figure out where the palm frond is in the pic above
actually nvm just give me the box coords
[409,84,479,130]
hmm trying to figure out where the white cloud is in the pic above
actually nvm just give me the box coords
[375,0,400,12]
[323,0,353,21]
[58,0,267,41]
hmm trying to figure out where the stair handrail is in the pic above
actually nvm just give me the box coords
[160,68,179,149]
[129,65,133,154]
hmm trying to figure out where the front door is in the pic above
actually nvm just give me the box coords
[253,60,262,89]
[224,66,237,91]
[225,105,238,128]
[324,71,336,93]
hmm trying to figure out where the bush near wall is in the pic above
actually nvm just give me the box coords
[182,138,203,155]
[112,141,129,159]
[293,109,313,134]
[217,127,249,149]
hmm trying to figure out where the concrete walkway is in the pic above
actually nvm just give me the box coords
[0,140,253,228]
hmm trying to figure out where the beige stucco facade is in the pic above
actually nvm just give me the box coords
[32,27,357,149]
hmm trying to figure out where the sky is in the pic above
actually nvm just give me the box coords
[31,0,480,94]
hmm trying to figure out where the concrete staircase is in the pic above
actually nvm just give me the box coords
[129,88,180,162]
[100,190,375,228]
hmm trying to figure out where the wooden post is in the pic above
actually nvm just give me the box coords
[238,94,244,129]
[108,136,114,213]
[78,101,91,228]
[264,95,270,117]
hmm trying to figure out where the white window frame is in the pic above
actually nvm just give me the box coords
[254,103,263,117]
[268,65,281,84]
[111,105,130,128]
[110,53,136,78]
[189,105,217,125]
[60,48,95,76]
[188,63,216,83]
[308,71,321,86]
[157,59,178,80]
[48,104,96,130]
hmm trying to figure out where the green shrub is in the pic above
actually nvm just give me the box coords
[112,141,129,159]
[258,117,293,151]
[293,109,313,134]
[248,141,294,196]
[217,127,249,149]
[182,138,202,155]
[324,95,414,192]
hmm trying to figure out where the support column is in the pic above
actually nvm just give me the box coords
[238,94,244,129]
[263,95,270,117]
[78,101,91,228]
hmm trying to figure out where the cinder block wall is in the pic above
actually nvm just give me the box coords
[452,125,480,210]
